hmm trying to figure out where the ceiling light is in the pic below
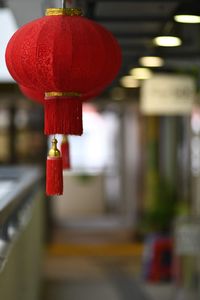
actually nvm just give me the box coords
[174,1,200,24]
[139,56,164,67]
[129,67,153,80]
[153,36,182,47]
[174,14,200,23]
[120,76,140,88]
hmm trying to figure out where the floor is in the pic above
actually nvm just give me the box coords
[42,225,174,300]
[42,254,174,300]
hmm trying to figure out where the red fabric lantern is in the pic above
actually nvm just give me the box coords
[6,8,121,136]
[8,7,121,196]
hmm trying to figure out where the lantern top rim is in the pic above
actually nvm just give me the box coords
[45,8,83,17]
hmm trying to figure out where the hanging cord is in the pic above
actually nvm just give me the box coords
[62,0,66,9]
[68,0,73,7]
[62,0,73,8]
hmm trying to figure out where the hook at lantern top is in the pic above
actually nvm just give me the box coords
[45,7,83,16]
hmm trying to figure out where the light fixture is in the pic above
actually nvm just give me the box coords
[153,36,182,47]
[120,76,140,88]
[174,1,200,24]
[174,15,200,24]
[129,67,153,80]
[0,6,18,82]
[139,56,164,67]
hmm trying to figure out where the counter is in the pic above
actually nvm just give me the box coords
[0,166,44,300]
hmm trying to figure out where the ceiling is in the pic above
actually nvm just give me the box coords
[80,0,200,76]
[6,0,200,88]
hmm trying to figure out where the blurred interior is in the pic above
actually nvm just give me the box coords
[1,0,200,300]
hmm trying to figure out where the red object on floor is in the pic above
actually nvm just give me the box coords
[148,238,173,282]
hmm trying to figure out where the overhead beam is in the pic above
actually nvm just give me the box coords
[122,50,200,59]
[114,32,155,39]
[86,0,178,2]
[85,0,96,19]
[96,16,170,23]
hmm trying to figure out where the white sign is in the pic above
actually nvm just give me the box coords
[140,74,196,115]
[175,223,200,255]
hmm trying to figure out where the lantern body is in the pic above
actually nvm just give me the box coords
[6,14,121,96]
[7,12,121,136]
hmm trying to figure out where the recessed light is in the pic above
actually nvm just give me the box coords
[139,56,164,67]
[129,67,153,80]
[174,14,200,23]
[153,36,182,47]
[120,76,140,88]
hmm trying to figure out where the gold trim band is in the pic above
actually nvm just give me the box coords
[45,92,81,98]
[45,8,83,16]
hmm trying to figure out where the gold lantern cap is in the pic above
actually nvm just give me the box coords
[45,8,83,16]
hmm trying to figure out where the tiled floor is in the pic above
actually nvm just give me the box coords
[44,279,150,300]
[42,255,173,300]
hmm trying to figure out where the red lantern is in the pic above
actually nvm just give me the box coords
[6,8,121,136]
[7,7,121,196]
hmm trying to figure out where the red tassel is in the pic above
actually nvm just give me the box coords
[44,95,83,136]
[46,138,63,196]
[61,135,71,170]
